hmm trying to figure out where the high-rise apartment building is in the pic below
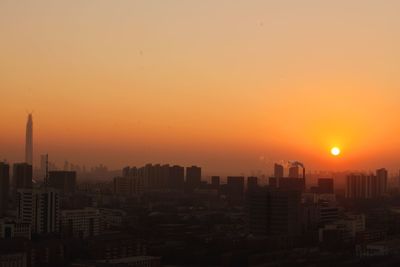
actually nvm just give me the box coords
[16,188,60,234]
[346,171,387,199]
[186,166,201,192]
[0,162,10,216]
[60,208,100,238]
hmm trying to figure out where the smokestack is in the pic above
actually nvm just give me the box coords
[303,167,306,190]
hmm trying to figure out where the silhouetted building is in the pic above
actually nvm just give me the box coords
[211,176,220,189]
[16,188,60,234]
[288,166,299,178]
[48,171,76,194]
[274,163,284,178]
[269,177,305,192]
[13,163,32,190]
[25,114,33,165]
[40,154,47,179]
[247,176,258,193]
[113,176,132,195]
[169,165,184,191]
[186,166,201,192]
[226,176,244,203]
[376,168,388,196]
[318,178,334,194]
[248,188,302,236]
[346,171,387,199]
[0,162,10,216]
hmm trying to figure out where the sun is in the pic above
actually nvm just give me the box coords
[331,147,341,156]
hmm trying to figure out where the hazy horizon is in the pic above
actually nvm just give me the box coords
[2,1,400,174]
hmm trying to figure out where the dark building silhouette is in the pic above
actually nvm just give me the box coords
[269,177,305,192]
[25,114,33,165]
[0,162,10,216]
[48,171,77,194]
[274,163,284,178]
[169,165,184,191]
[346,171,387,199]
[211,176,220,188]
[376,168,388,196]
[227,176,244,203]
[13,163,32,190]
[288,166,299,178]
[318,178,334,194]
[247,176,258,193]
[248,188,302,236]
[186,166,201,192]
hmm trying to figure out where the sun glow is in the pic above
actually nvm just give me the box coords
[331,147,341,156]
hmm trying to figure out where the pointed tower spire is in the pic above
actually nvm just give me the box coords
[25,114,33,165]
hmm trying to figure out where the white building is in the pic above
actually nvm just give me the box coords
[61,208,100,238]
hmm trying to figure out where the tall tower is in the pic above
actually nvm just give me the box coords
[25,114,33,165]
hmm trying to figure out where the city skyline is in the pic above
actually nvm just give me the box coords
[2,2,400,266]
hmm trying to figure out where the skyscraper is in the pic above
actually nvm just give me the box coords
[25,114,33,165]
[0,162,10,216]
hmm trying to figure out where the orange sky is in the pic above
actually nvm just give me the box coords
[1,1,400,174]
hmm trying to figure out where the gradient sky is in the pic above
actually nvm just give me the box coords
[1,1,400,175]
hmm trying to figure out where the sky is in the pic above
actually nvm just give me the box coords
[1,0,400,175]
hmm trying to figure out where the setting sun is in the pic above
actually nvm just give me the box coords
[331,147,341,156]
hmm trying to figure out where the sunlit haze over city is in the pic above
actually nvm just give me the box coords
[2,1,400,174]
[2,2,400,266]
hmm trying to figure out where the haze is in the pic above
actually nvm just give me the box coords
[1,0,400,174]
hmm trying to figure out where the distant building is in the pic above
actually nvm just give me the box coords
[0,253,27,267]
[60,208,100,238]
[247,176,258,192]
[376,168,388,196]
[71,256,161,267]
[318,178,334,194]
[211,176,220,189]
[16,188,60,234]
[169,165,184,191]
[99,208,127,230]
[274,164,284,178]
[113,176,132,195]
[226,176,245,203]
[48,171,76,194]
[0,218,31,240]
[13,163,32,190]
[288,166,299,178]
[248,188,302,236]
[346,172,387,199]
[186,166,201,192]
[0,162,10,216]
